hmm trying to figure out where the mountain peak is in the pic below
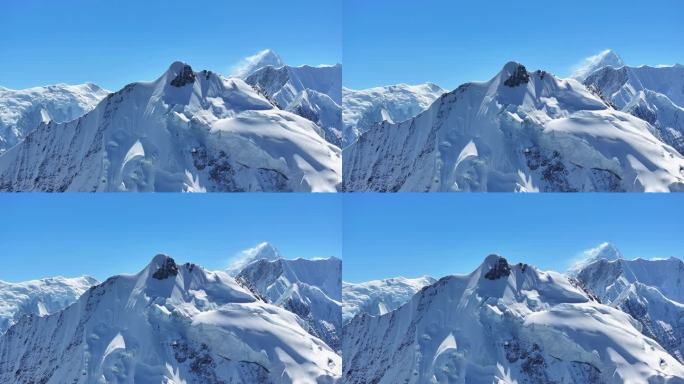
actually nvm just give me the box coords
[501,62,530,87]
[227,242,283,275]
[232,49,285,78]
[166,62,196,87]
[572,49,625,81]
[569,242,623,273]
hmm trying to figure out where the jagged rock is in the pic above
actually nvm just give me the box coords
[170,64,196,87]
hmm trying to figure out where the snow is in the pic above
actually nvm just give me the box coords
[342,83,446,146]
[343,62,684,192]
[0,82,109,153]
[0,61,341,192]
[571,49,625,81]
[568,242,623,274]
[342,276,436,323]
[231,49,285,79]
[0,254,340,383]
[227,242,283,275]
[0,275,97,334]
[343,255,684,383]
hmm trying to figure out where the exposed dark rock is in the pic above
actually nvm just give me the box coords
[170,65,196,87]
[504,64,530,87]
[484,256,511,280]
[152,256,179,280]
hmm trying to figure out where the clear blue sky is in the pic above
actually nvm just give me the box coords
[0,0,341,90]
[343,194,684,282]
[0,194,341,282]
[343,0,684,90]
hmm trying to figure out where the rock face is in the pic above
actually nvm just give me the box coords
[343,61,684,192]
[584,64,684,155]
[342,276,436,323]
[0,61,341,192]
[576,255,684,363]
[245,63,343,147]
[0,275,98,334]
[0,254,341,383]
[342,83,446,147]
[0,83,109,153]
[237,257,342,352]
[343,255,684,383]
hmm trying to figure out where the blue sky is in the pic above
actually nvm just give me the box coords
[0,0,341,90]
[0,194,341,282]
[343,0,684,90]
[343,194,684,282]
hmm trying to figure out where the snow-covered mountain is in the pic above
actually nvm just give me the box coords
[342,276,435,323]
[343,255,684,383]
[568,242,624,274]
[576,252,684,364]
[237,257,342,351]
[245,63,343,146]
[231,49,285,79]
[584,63,684,155]
[571,49,625,82]
[343,62,684,192]
[342,83,446,147]
[0,276,97,334]
[0,61,341,192]
[0,83,109,153]
[0,254,341,383]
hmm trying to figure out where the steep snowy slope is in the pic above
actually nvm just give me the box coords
[245,64,343,146]
[237,257,342,351]
[571,49,625,82]
[0,276,97,334]
[0,62,341,192]
[0,83,109,153]
[568,242,623,274]
[576,255,684,363]
[342,83,446,147]
[343,255,684,383]
[342,276,435,323]
[0,254,340,383]
[584,64,684,155]
[343,62,684,192]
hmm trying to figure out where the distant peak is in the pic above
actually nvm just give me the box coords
[231,49,285,78]
[149,254,179,280]
[568,242,623,273]
[227,242,283,275]
[482,254,512,280]
[572,50,625,81]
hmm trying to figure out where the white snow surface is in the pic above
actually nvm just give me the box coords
[237,257,342,351]
[0,61,341,192]
[342,276,436,324]
[343,62,684,192]
[227,242,283,275]
[342,83,446,147]
[568,242,624,274]
[0,275,97,334]
[576,252,684,364]
[0,254,340,383]
[343,255,684,383]
[0,83,109,153]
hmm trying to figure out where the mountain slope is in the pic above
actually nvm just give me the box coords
[343,255,684,383]
[343,62,684,192]
[0,276,97,334]
[342,83,446,147]
[584,64,684,155]
[0,83,109,153]
[237,257,342,351]
[227,242,283,275]
[231,49,285,79]
[342,276,435,323]
[0,254,340,383]
[0,62,341,192]
[576,256,684,363]
[245,64,342,146]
